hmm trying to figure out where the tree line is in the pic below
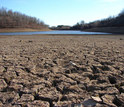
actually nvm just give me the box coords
[71,9,124,30]
[0,7,48,29]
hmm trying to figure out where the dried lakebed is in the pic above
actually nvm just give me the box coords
[0,34,124,107]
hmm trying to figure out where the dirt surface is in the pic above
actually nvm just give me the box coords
[0,28,50,33]
[0,34,124,107]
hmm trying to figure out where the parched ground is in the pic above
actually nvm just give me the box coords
[0,28,50,33]
[0,34,124,107]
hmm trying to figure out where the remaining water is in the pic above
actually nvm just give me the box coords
[0,30,111,35]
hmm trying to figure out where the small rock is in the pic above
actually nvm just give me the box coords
[91,96,102,103]
[69,61,77,66]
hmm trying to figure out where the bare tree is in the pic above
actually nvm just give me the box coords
[0,7,48,29]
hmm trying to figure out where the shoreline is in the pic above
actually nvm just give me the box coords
[0,34,124,37]
[0,28,50,33]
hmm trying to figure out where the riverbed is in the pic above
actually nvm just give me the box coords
[0,34,124,107]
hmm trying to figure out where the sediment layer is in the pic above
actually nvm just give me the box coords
[0,34,124,107]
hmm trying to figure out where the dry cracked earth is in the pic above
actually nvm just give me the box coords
[0,34,124,107]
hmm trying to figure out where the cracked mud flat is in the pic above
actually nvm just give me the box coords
[0,34,124,107]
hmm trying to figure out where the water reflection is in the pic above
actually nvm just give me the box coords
[0,30,111,35]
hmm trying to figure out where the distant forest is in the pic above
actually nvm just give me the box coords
[71,9,124,30]
[0,7,48,29]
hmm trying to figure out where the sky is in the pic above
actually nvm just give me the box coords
[0,0,124,26]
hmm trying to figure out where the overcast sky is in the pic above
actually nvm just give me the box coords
[0,0,124,26]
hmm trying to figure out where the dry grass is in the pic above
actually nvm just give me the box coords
[0,28,50,33]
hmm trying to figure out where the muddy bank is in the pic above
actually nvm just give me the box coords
[0,34,124,107]
[0,28,50,33]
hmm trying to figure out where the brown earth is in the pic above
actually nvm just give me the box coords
[0,34,124,107]
[0,28,50,33]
